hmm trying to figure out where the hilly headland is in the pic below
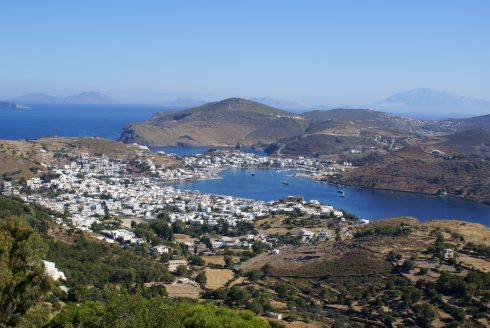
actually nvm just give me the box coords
[119,97,490,204]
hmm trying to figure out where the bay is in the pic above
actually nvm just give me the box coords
[2,105,489,225]
[171,168,490,225]
[150,146,266,157]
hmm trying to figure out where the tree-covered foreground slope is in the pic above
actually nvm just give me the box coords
[3,194,490,327]
[0,196,271,328]
[50,292,269,328]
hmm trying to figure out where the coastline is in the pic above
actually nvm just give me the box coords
[313,174,490,206]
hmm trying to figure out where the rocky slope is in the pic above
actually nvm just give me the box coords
[338,146,490,203]
[119,97,490,161]
[434,128,490,156]
[119,99,427,149]
[119,98,309,147]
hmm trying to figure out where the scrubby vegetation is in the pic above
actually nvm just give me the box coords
[0,197,272,327]
[49,290,270,328]
[2,195,490,327]
[463,242,490,258]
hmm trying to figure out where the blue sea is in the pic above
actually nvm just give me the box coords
[0,103,167,140]
[1,104,490,225]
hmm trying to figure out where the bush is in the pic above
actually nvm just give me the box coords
[400,260,414,273]
[413,303,436,328]
[49,291,271,327]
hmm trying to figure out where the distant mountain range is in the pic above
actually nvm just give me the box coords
[248,97,307,112]
[15,92,114,104]
[368,88,490,118]
[161,89,490,118]
[8,88,490,118]
[154,98,207,108]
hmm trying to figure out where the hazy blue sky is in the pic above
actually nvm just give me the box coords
[1,0,489,105]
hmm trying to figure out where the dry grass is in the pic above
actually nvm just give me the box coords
[241,239,392,285]
[457,254,490,272]
[266,319,327,328]
[120,217,144,229]
[364,216,419,228]
[174,234,197,244]
[164,284,201,299]
[229,277,246,287]
[0,151,42,178]
[256,214,334,237]
[202,255,225,266]
[425,220,490,246]
[204,268,234,290]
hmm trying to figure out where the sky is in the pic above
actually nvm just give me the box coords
[0,0,489,105]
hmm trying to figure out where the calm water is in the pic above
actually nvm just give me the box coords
[2,105,489,225]
[0,104,168,140]
[172,168,490,225]
[151,146,266,157]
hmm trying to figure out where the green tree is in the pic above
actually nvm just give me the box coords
[261,264,272,277]
[196,271,207,286]
[175,265,189,277]
[150,219,174,241]
[400,260,414,273]
[413,302,436,328]
[0,218,52,326]
[387,250,401,262]
[16,307,51,328]
[49,291,271,328]
[189,255,205,266]
[402,287,423,308]
[200,236,213,249]
[224,256,233,267]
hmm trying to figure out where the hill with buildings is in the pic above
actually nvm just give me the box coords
[1,141,490,327]
[0,137,180,180]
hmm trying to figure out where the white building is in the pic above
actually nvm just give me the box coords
[318,231,330,241]
[443,248,455,260]
[168,260,188,272]
[43,260,66,281]
[151,245,170,254]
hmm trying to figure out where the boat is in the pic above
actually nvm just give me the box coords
[337,189,345,196]
[282,180,289,185]
[251,172,256,176]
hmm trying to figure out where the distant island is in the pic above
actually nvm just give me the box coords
[15,91,114,104]
[0,101,29,109]
[370,88,490,117]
